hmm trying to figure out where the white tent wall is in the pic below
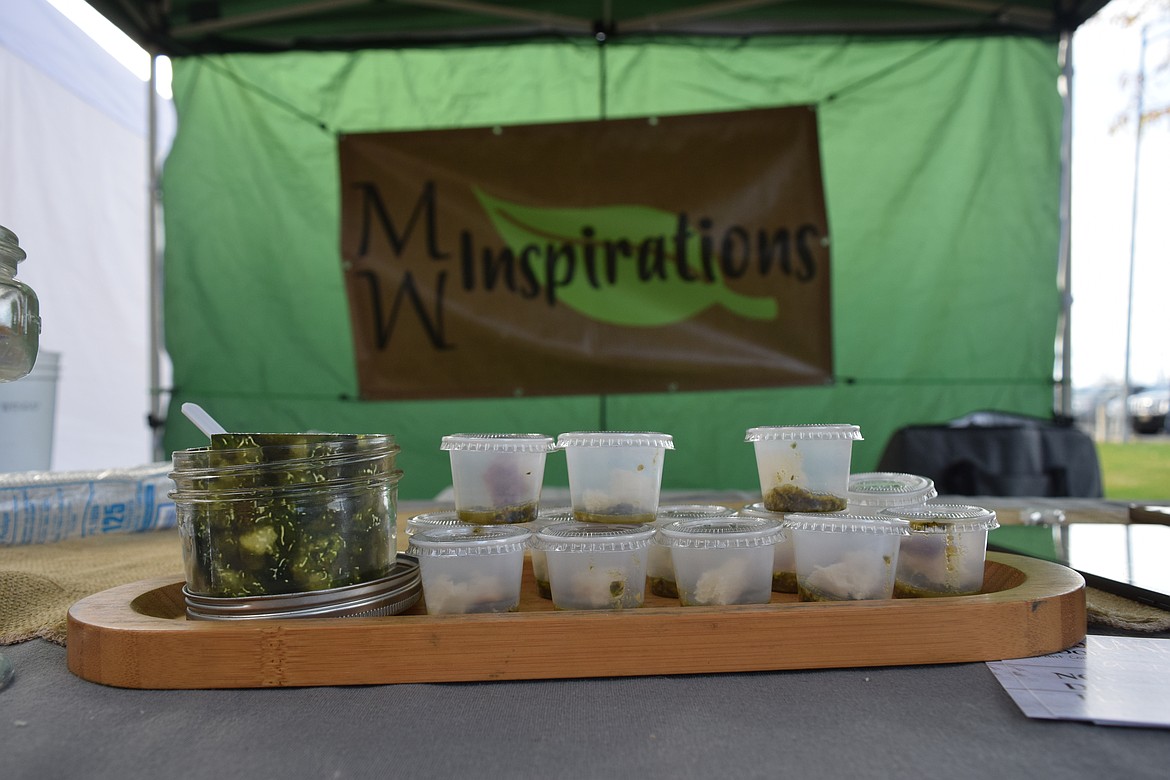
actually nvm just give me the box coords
[0,0,173,471]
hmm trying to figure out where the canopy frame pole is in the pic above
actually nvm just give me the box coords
[1055,30,1073,421]
[147,52,166,461]
[1121,24,1151,444]
[171,0,593,38]
[621,0,1056,34]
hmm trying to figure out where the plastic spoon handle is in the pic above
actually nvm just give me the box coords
[182,402,227,437]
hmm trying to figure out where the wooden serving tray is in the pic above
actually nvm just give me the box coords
[66,552,1085,689]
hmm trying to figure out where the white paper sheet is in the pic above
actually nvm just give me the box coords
[987,636,1170,728]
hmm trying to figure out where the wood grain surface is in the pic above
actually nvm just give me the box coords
[66,552,1086,689]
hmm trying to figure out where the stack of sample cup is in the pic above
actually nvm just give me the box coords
[408,433,555,614]
[741,424,863,594]
[529,432,674,610]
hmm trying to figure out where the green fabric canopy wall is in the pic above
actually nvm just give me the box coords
[161,33,1061,499]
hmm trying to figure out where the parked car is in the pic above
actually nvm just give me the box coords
[1127,388,1170,435]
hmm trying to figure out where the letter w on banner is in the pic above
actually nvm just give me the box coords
[338,106,832,400]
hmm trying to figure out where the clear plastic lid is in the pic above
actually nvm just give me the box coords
[406,510,466,536]
[745,424,863,442]
[657,517,784,549]
[533,521,656,552]
[556,431,675,449]
[408,524,531,556]
[782,513,910,535]
[440,433,555,453]
[657,504,735,519]
[847,472,938,508]
[523,507,574,532]
[736,502,783,519]
[879,503,999,533]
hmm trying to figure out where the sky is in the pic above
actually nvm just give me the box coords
[1070,0,1170,390]
[46,0,1170,392]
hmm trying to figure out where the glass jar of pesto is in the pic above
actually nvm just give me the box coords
[171,433,402,598]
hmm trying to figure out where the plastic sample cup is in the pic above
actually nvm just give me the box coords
[441,433,555,524]
[657,516,784,606]
[846,472,937,512]
[737,502,799,593]
[783,513,910,601]
[745,425,862,513]
[405,509,465,537]
[648,504,735,598]
[524,507,573,600]
[556,431,674,524]
[534,522,655,610]
[879,503,1000,597]
[408,524,531,614]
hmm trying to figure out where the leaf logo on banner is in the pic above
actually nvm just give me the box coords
[473,188,778,326]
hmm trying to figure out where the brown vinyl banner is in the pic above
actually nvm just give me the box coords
[338,106,832,400]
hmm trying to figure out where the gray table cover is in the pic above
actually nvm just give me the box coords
[3,635,1168,780]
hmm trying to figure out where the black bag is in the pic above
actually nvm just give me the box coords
[877,411,1103,498]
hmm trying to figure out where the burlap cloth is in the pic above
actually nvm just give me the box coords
[1085,588,1170,632]
[0,529,183,645]
[2,527,1168,647]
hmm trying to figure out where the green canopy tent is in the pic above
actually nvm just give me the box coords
[85,1,1107,499]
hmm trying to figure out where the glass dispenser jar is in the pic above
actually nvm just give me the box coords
[0,225,41,382]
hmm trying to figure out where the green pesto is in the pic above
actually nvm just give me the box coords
[764,484,846,513]
[574,507,656,524]
[649,575,679,599]
[772,570,798,593]
[457,501,539,525]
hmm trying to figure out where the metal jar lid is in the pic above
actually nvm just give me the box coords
[184,554,421,621]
